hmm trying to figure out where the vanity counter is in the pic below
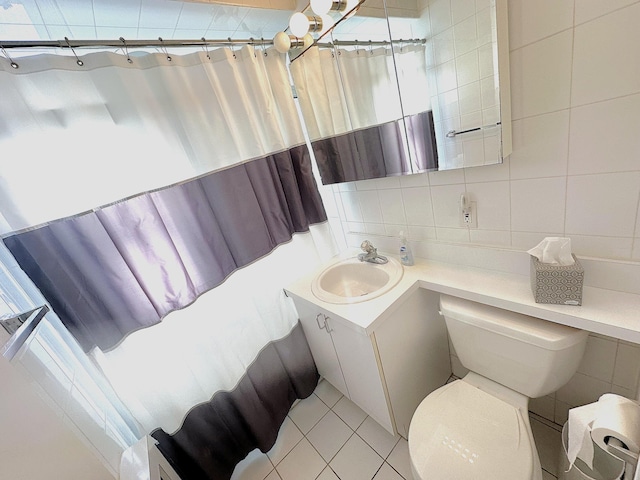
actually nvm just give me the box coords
[285,251,640,343]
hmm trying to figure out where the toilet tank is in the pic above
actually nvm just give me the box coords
[440,295,588,398]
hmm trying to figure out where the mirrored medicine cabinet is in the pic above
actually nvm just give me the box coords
[287,0,512,185]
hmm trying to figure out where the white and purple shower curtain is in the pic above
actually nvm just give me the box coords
[289,43,437,184]
[0,45,337,479]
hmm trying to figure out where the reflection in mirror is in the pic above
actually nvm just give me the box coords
[289,3,439,185]
[288,0,512,183]
[387,0,512,170]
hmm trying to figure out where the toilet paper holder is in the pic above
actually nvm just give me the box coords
[605,437,638,479]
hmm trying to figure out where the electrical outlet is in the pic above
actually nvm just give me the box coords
[460,201,478,228]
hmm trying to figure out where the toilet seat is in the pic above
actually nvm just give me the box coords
[409,380,536,480]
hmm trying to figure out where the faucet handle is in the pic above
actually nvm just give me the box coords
[360,240,375,253]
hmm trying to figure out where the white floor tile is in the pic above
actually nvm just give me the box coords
[307,410,353,462]
[314,379,343,408]
[531,417,562,477]
[373,462,406,480]
[317,466,341,480]
[387,439,412,480]
[332,396,367,430]
[357,416,400,459]
[264,470,282,480]
[330,434,384,480]
[275,438,326,480]
[231,449,274,480]
[267,416,304,466]
[288,394,330,434]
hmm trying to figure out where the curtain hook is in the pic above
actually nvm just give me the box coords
[227,38,237,59]
[355,39,360,55]
[0,45,19,69]
[368,39,373,55]
[399,38,404,52]
[261,37,267,57]
[64,37,84,66]
[119,37,133,64]
[157,37,172,61]
[201,37,211,60]
[250,37,256,58]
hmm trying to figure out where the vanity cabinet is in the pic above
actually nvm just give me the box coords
[290,288,451,437]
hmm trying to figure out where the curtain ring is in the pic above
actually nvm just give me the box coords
[119,37,133,64]
[0,45,19,69]
[368,39,373,55]
[250,37,257,58]
[201,37,210,60]
[64,37,84,66]
[355,39,360,55]
[158,37,172,61]
[261,37,267,57]
[227,37,236,59]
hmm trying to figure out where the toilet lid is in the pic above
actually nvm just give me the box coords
[409,380,534,480]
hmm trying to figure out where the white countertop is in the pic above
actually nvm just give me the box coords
[285,252,640,343]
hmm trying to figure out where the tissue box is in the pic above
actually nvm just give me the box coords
[530,254,584,306]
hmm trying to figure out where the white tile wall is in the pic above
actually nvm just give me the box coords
[323,0,640,267]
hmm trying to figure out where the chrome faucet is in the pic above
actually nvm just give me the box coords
[357,240,389,264]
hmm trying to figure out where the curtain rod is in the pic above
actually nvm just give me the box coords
[0,37,274,50]
[0,37,426,50]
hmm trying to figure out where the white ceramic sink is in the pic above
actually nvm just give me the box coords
[311,256,403,304]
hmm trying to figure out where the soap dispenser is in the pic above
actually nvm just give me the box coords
[399,231,414,266]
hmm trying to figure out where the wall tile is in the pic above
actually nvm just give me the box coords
[433,28,456,66]
[431,184,467,227]
[556,372,611,407]
[464,157,509,183]
[455,50,480,86]
[357,191,383,224]
[401,187,434,226]
[467,181,510,230]
[570,235,633,260]
[469,229,511,247]
[436,226,470,242]
[384,224,407,237]
[577,335,617,383]
[510,177,566,233]
[507,0,574,51]
[366,223,387,236]
[477,42,495,79]
[379,189,408,225]
[429,0,452,35]
[509,110,570,180]
[453,15,478,56]
[436,59,458,93]
[571,3,640,107]
[452,0,476,24]
[408,225,437,240]
[399,173,430,188]
[428,168,465,185]
[565,172,640,237]
[341,192,363,223]
[568,94,640,175]
[613,343,640,390]
[509,30,573,120]
[574,0,638,25]
[458,81,482,115]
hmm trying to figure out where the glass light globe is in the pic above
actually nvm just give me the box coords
[302,33,314,48]
[289,12,310,38]
[310,0,333,15]
[319,14,335,35]
[273,31,291,53]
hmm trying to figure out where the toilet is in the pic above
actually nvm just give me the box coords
[408,295,589,480]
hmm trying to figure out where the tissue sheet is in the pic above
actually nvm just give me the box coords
[527,237,574,265]
[566,394,640,472]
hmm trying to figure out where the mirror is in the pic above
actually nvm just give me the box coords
[289,0,511,184]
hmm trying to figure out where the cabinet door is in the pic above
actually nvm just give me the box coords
[327,317,394,434]
[293,298,349,397]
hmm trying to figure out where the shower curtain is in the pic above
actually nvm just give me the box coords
[290,43,437,184]
[0,45,336,479]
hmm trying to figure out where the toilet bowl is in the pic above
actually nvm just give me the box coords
[408,295,588,480]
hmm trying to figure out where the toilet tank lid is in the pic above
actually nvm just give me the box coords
[440,295,587,351]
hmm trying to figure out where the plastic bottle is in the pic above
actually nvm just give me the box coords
[399,231,414,266]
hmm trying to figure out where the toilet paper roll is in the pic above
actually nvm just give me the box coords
[567,402,599,470]
[591,394,640,455]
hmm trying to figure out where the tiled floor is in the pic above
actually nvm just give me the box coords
[231,379,564,480]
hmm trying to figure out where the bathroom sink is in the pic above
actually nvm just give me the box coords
[311,256,403,304]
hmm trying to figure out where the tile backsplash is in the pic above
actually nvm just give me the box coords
[320,0,640,422]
